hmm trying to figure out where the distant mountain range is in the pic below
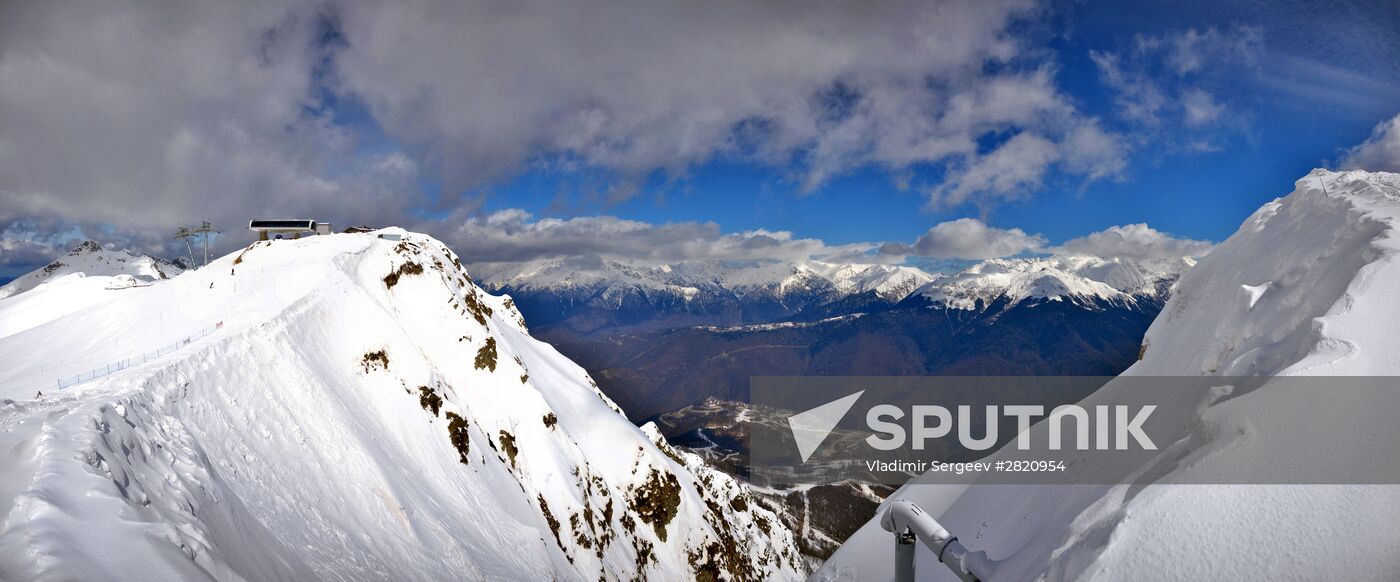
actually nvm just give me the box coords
[474,252,1190,559]
[476,254,1193,421]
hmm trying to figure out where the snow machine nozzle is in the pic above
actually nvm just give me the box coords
[881,500,994,582]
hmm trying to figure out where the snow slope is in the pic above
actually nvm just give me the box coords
[819,169,1400,581]
[0,240,183,301]
[0,231,803,581]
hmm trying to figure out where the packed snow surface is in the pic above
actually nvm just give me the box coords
[0,231,803,581]
[820,170,1400,581]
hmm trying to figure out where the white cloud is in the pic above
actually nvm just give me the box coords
[1147,26,1262,76]
[1061,121,1129,181]
[0,0,422,261]
[879,218,1046,260]
[1092,25,1260,147]
[1053,223,1213,261]
[441,209,834,266]
[1090,50,1168,126]
[1339,114,1400,172]
[936,133,1062,207]
[333,0,1123,205]
[1182,89,1226,127]
[0,0,1140,264]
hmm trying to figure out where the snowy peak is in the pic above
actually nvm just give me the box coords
[1136,169,1400,376]
[0,230,804,581]
[0,239,184,300]
[811,262,939,300]
[912,255,1192,311]
[476,258,937,303]
[476,252,1188,319]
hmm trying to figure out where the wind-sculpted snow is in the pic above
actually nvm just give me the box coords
[820,170,1400,581]
[0,230,804,581]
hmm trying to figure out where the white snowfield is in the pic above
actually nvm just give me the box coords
[818,169,1400,581]
[0,230,804,581]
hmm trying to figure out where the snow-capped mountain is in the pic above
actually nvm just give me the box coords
[476,253,1192,336]
[910,255,1193,311]
[477,258,935,302]
[473,258,938,335]
[0,231,805,580]
[0,240,184,301]
[819,169,1400,581]
[480,253,1193,421]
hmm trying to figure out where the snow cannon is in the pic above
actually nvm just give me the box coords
[880,500,994,582]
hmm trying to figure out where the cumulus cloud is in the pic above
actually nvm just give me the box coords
[0,0,1140,268]
[1339,114,1400,172]
[447,212,1213,268]
[0,0,423,262]
[878,218,1046,260]
[334,0,1125,204]
[1053,223,1213,261]
[440,209,838,266]
[936,133,1060,207]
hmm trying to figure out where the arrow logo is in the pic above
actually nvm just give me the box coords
[787,390,864,463]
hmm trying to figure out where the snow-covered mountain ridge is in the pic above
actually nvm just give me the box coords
[476,252,1193,326]
[820,169,1400,581]
[0,230,804,580]
[476,258,938,304]
[0,239,184,301]
[913,254,1193,311]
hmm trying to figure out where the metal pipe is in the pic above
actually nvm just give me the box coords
[895,527,916,582]
[881,500,994,582]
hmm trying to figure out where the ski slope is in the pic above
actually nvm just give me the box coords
[0,230,804,581]
[818,169,1400,581]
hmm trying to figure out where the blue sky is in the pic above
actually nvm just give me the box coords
[2,0,1399,279]
[462,0,1397,249]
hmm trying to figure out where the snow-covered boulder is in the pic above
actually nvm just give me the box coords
[819,169,1400,581]
[0,230,804,581]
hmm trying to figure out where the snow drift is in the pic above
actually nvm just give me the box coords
[0,230,803,581]
[818,169,1400,581]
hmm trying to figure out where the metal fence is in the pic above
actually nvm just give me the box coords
[55,322,223,389]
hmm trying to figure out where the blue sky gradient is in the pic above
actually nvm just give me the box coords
[446,0,1400,248]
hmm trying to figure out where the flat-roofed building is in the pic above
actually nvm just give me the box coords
[248,219,331,241]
